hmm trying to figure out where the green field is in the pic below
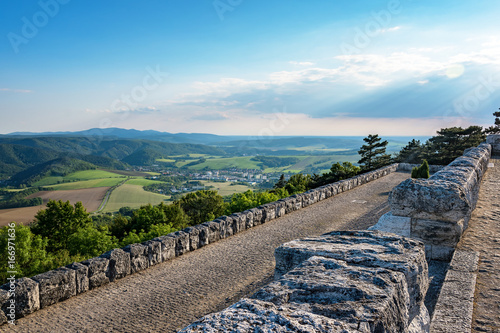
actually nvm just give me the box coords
[34,169,125,186]
[103,184,171,212]
[47,178,124,190]
[189,157,262,170]
[125,178,167,186]
[200,181,253,196]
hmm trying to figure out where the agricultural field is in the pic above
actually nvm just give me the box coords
[0,187,109,226]
[200,181,253,196]
[33,169,126,186]
[103,183,171,213]
[46,178,124,190]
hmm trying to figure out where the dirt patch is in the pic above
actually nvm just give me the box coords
[0,187,109,226]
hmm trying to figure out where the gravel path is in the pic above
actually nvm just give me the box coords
[2,171,409,333]
[457,157,500,333]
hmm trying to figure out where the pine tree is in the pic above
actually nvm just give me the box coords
[485,108,500,134]
[273,174,286,189]
[411,160,430,179]
[358,134,391,171]
[395,139,424,164]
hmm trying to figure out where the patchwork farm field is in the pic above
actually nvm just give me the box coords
[103,183,171,213]
[0,187,109,226]
[200,181,253,196]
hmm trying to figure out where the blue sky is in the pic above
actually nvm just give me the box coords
[1,0,500,135]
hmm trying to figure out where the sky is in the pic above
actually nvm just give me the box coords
[1,0,500,136]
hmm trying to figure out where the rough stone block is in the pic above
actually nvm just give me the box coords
[260,203,276,222]
[410,217,466,247]
[449,250,479,272]
[249,208,264,226]
[1,278,39,318]
[230,212,246,234]
[291,194,303,210]
[242,210,254,229]
[123,243,149,273]
[201,221,220,243]
[100,248,131,281]
[486,135,500,155]
[152,235,176,262]
[179,298,366,333]
[66,262,89,295]
[274,200,286,217]
[274,230,428,321]
[194,224,209,247]
[169,230,190,256]
[32,267,76,308]
[142,240,162,266]
[215,216,233,239]
[255,256,410,332]
[183,227,200,251]
[0,289,9,325]
[81,257,110,289]
[369,212,411,237]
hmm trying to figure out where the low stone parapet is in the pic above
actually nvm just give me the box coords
[487,134,500,155]
[372,143,491,260]
[180,230,430,333]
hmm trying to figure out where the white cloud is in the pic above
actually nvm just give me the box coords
[288,61,315,66]
[0,88,32,93]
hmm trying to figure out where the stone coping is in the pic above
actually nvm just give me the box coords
[0,164,399,325]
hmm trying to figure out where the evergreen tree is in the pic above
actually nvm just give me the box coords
[395,139,425,164]
[426,126,485,165]
[411,160,430,179]
[310,162,360,188]
[273,174,286,189]
[358,134,391,171]
[485,108,500,134]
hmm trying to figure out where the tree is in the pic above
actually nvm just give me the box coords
[485,108,500,134]
[394,139,425,164]
[273,174,286,189]
[159,202,190,230]
[67,226,118,257]
[177,190,227,225]
[31,200,92,251]
[310,162,360,188]
[358,134,391,171]
[426,126,485,165]
[130,204,167,232]
[411,160,430,179]
[284,174,311,195]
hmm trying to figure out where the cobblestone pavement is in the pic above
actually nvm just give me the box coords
[458,157,500,333]
[2,172,410,333]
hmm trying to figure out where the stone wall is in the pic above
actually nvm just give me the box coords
[371,143,492,260]
[0,164,399,325]
[180,230,430,333]
[487,134,500,155]
[397,163,445,173]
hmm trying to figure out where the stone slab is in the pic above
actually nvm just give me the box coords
[369,212,411,237]
[81,257,110,289]
[152,235,175,262]
[0,278,39,318]
[123,243,149,273]
[66,262,89,295]
[32,267,76,308]
[100,248,131,281]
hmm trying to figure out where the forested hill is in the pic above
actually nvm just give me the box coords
[0,137,226,184]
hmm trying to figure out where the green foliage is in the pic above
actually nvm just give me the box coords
[411,160,430,179]
[425,126,485,165]
[0,197,42,209]
[310,162,360,188]
[159,202,190,229]
[177,190,227,225]
[0,223,51,283]
[130,204,167,232]
[484,108,500,134]
[67,226,118,257]
[358,134,391,171]
[284,173,311,195]
[31,200,92,251]
[273,174,286,189]
[226,189,287,214]
[394,139,425,164]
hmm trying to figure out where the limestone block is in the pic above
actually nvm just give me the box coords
[389,178,472,222]
[487,135,500,155]
[241,210,254,229]
[274,200,286,217]
[280,196,296,213]
[179,298,367,333]
[168,230,190,256]
[66,262,89,294]
[152,235,176,262]
[201,221,220,243]
[408,304,430,333]
[0,289,9,325]
[255,256,410,332]
[291,194,303,210]
[182,227,200,251]
[369,212,411,237]
[100,248,130,281]
[260,203,276,222]
[410,218,467,247]
[32,267,76,308]
[248,208,263,226]
[1,278,39,318]
[215,216,233,239]
[123,243,149,273]
[194,224,209,247]
[230,212,246,234]
[81,257,110,289]
[142,240,162,266]
[274,230,428,321]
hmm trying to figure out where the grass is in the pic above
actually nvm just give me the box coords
[156,158,176,163]
[125,178,167,186]
[34,169,125,186]
[103,184,171,212]
[46,178,124,190]
[189,157,262,170]
[200,181,253,196]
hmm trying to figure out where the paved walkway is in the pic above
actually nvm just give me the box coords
[2,171,410,333]
[458,157,500,333]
